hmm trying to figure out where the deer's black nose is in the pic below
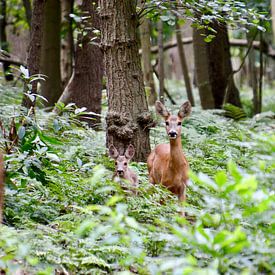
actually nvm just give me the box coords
[117,170,124,175]
[168,131,177,138]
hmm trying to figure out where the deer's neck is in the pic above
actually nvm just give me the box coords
[169,136,184,166]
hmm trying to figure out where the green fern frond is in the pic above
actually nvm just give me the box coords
[223,103,247,120]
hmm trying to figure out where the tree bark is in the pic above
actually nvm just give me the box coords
[99,0,151,162]
[193,21,241,109]
[193,27,215,109]
[139,17,157,105]
[0,0,13,81]
[22,0,45,109]
[175,19,194,106]
[158,20,164,103]
[40,0,61,107]
[57,0,103,127]
[60,0,74,89]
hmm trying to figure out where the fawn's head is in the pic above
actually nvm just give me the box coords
[109,144,135,177]
[155,101,191,139]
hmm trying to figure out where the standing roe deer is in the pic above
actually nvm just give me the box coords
[109,144,138,192]
[147,101,191,201]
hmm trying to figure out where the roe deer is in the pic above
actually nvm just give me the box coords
[147,101,191,201]
[109,144,138,192]
[0,153,4,223]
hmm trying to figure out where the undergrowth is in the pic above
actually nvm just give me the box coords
[0,85,274,274]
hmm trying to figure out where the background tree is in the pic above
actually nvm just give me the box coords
[100,0,151,161]
[0,0,13,81]
[57,0,103,127]
[139,17,157,106]
[60,0,74,89]
[22,0,45,109]
[40,0,61,107]
[193,21,241,109]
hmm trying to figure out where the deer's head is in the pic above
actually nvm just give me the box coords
[155,101,191,139]
[109,144,135,177]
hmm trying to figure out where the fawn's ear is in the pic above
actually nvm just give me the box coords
[155,101,170,119]
[178,101,191,119]
[109,144,119,159]
[125,144,135,160]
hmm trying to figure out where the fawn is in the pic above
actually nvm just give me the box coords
[109,144,138,192]
[147,101,191,202]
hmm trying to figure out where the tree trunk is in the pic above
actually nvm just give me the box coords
[22,0,45,109]
[158,20,164,103]
[22,0,32,29]
[139,18,157,105]
[60,0,74,89]
[0,0,13,81]
[40,0,61,107]
[99,0,151,162]
[175,19,194,106]
[193,21,241,109]
[57,0,103,127]
[193,27,215,109]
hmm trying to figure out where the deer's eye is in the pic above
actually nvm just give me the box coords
[165,121,169,126]
[177,122,182,126]
[124,162,127,166]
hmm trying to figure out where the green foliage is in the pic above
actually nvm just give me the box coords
[223,103,247,120]
[0,86,274,274]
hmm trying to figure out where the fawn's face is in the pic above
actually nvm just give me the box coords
[109,144,135,177]
[155,101,192,140]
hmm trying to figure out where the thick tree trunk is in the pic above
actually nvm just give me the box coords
[193,27,215,109]
[99,0,151,162]
[175,19,194,106]
[22,0,45,108]
[0,0,13,81]
[140,18,157,105]
[193,21,241,109]
[60,0,74,89]
[40,0,61,107]
[57,0,103,127]
[158,20,164,103]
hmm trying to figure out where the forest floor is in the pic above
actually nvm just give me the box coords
[0,81,274,274]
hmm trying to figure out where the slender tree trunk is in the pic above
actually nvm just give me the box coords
[60,0,74,89]
[193,21,241,109]
[140,18,157,105]
[0,0,13,81]
[175,19,194,106]
[57,0,103,127]
[22,0,45,109]
[193,27,215,109]
[158,20,164,103]
[22,0,32,29]
[40,0,61,107]
[100,0,151,162]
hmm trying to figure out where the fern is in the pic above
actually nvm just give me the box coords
[223,103,247,120]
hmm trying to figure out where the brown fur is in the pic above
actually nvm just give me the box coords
[147,101,191,201]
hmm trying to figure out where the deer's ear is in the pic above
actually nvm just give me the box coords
[125,144,135,160]
[178,101,191,119]
[109,144,119,159]
[155,101,170,119]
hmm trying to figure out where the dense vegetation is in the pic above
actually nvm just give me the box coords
[0,83,274,274]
